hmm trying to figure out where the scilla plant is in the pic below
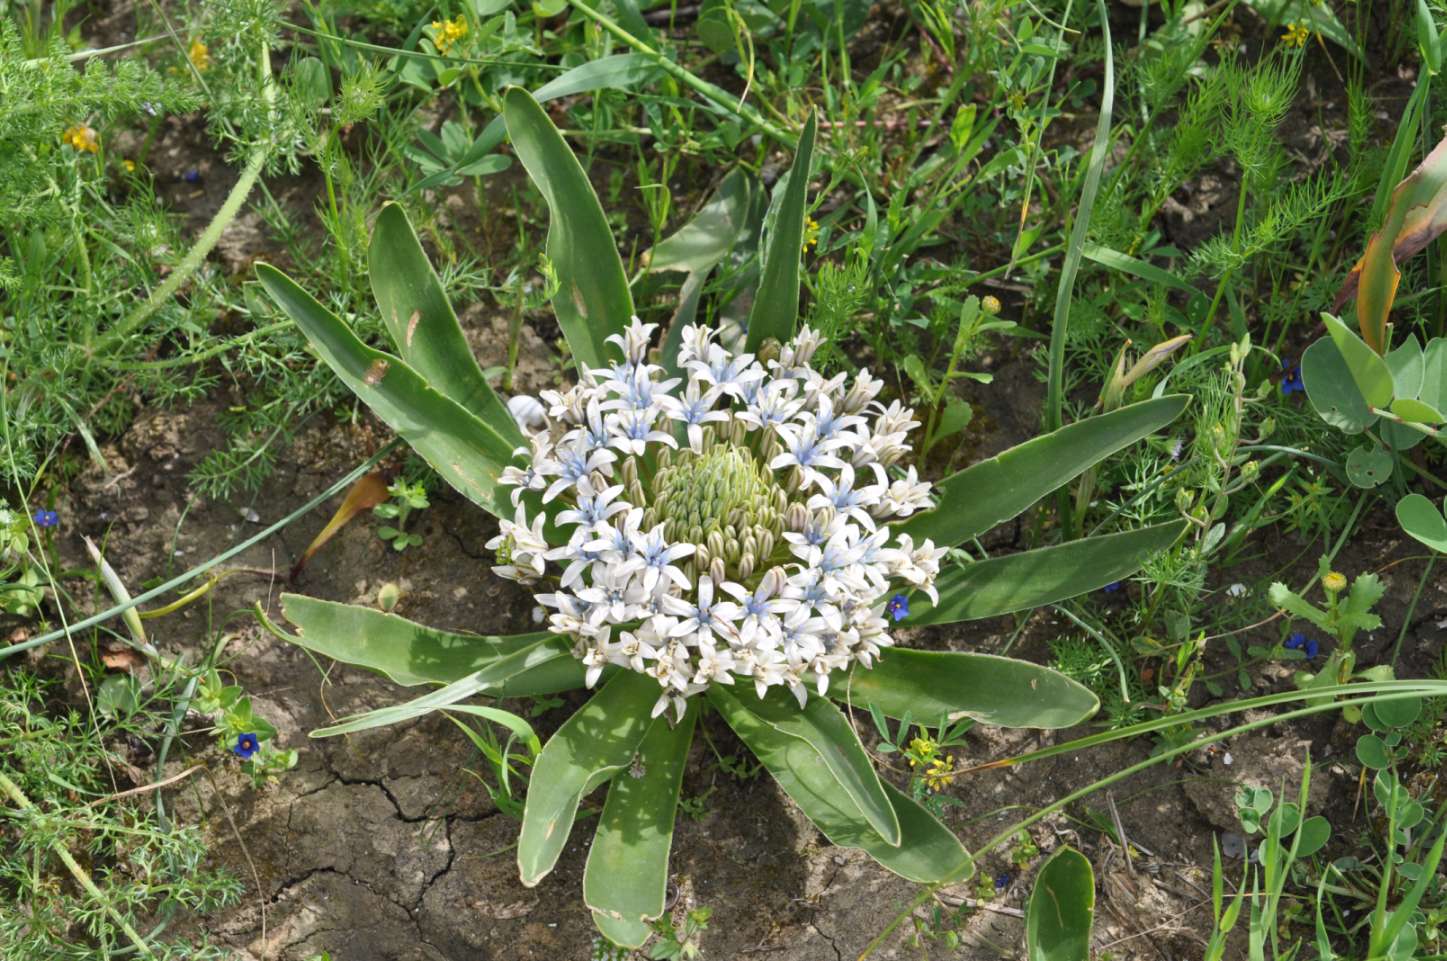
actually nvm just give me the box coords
[255,89,1186,948]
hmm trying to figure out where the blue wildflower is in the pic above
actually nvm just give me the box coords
[1102,581,1123,594]
[994,872,1012,890]
[182,169,201,184]
[886,593,909,623]
[1283,632,1321,658]
[1280,360,1304,396]
[232,733,260,759]
[32,508,58,528]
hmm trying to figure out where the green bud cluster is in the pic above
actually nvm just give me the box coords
[644,434,796,583]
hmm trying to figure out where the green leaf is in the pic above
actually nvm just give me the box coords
[1345,443,1393,488]
[1386,335,1425,400]
[744,112,817,352]
[837,650,1098,729]
[1301,336,1378,434]
[1355,733,1391,769]
[503,87,633,371]
[648,168,759,276]
[278,594,556,687]
[1295,816,1331,858]
[1419,337,1447,412]
[369,204,522,447]
[584,705,696,943]
[723,687,899,845]
[1374,695,1422,728]
[709,687,972,884]
[913,522,1185,625]
[1322,313,1394,407]
[311,635,582,737]
[256,264,513,514]
[1390,397,1445,424]
[1027,847,1095,961]
[899,397,1187,547]
[1396,493,1447,552]
[1082,243,1200,295]
[518,670,660,887]
[935,398,974,442]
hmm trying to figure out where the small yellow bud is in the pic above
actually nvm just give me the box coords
[981,295,1002,315]
[188,39,210,71]
[1322,571,1347,594]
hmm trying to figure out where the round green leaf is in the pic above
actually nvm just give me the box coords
[1322,312,1394,408]
[1346,443,1394,488]
[1375,695,1423,729]
[1296,816,1331,857]
[1396,493,1447,552]
[1301,336,1378,434]
[1355,733,1391,770]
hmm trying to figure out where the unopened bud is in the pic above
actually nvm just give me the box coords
[981,294,1002,315]
[737,553,755,580]
[377,582,401,612]
[710,557,726,584]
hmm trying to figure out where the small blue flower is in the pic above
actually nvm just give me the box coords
[1303,638,1320,659]
[1102,581,1123,594]
[182,169,201,184]
[1280,360,1304,396]
[232,733,260,759]
[886,593,909,623]
[32,509,58,528]
[1283,632,1306,650]
[994,872,1012,890]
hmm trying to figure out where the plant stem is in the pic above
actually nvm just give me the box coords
[1046,0,1114,532]
[87,41,274,359]
[0,770,156,958]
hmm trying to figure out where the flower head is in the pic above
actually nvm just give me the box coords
[1280,359,1304,396]
[62,125,99,153]
[232,733,260,759]
[1284,632,1320,659]
[188,39,210,71]
[430,15,468,55]
[494,320,938,716]
[32,509,58,529]
[1281,22,1310,47]
[1322,571,1347,593]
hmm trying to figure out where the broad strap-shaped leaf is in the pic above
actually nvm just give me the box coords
[913,522,1185,625]
[369,203,522,445]
[277,594,550,687]
[503,87,633,372]
[898,396,1188,547]
[837,650,1098,729]
[1027,847,1096,961]
[1322,313,1394,407]
[584,705,697,947]
[518,670,660,887]
[709,688,972,884]
[744,112,817,352]
[310,634,582,737]
[721,686,899,845]
[256,264,514,515]
[1335,132,1447,352]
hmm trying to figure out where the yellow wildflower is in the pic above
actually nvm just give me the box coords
[430,16,468,56]
[189,39,210,71]
[122,159,136,172]
[62,125,99,153]
[1322,571,1347,593]
[924,754,957,792]
[1281,22,1310,47]
[803,216,820,251]
[981,294,1002,315]
[907,736,937,768]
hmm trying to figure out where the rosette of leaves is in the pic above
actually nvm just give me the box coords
[254,89,1186,947]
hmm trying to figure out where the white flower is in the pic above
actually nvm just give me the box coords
[489,317,943,711]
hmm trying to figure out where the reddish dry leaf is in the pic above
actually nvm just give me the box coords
[1335,134,1447,353]
[101,646,144,671]
[290,471,391,580]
